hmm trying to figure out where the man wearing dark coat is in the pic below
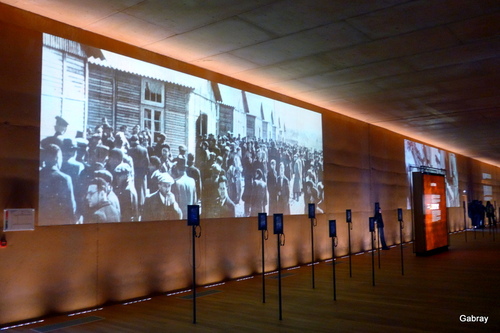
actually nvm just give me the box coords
[276,162,290,215]
[142,172,182,221]
[128,135,150,209]
[77,144,111,221]
[40,116,68,149]
[202,163,221,218]
[186,153,202,204]
[241,143,254,217]
[374,202,389,250]
[215,175,236,218]
[39,143,76,225]
[267,159,279,215]
[61,138,85,179]
[113,163,139,222]
[152,133,169,158]
[84,177,120,223]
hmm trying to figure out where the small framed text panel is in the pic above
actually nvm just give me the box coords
[3,209,35,231]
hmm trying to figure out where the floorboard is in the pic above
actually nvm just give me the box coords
[3,230,499,332]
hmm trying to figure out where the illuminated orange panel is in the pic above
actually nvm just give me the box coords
[422,174,448,251]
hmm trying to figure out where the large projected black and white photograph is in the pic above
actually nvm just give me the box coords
[404,139,459,209]
[39,33,324,225]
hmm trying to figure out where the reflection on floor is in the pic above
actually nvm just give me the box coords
[4,229,500,332]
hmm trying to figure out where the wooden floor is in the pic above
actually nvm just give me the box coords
[4,229,500,332]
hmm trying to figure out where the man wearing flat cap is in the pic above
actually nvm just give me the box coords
[113,163,139,222]
[142,172,182,221]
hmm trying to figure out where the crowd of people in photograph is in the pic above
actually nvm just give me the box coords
[39,116,324,224]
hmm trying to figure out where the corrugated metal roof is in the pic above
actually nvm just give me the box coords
[88,50,195,90]
[44,33,103,58]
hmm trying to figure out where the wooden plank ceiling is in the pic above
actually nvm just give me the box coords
[2,0,500,166]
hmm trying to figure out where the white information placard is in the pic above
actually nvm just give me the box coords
[3,209,35,231]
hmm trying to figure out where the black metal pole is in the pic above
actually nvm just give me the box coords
[348,223,352,277]
[311,218,315,289]
[371,230,375,286]
[277,234,282,320]
[463,201,467,242]
[332,237,336,301]
[473,203,476,239]
[192,225,196,324]
[400,221,404,276]
[262,229,266,303]
[377,227,381,269]
[492,208,496,242]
